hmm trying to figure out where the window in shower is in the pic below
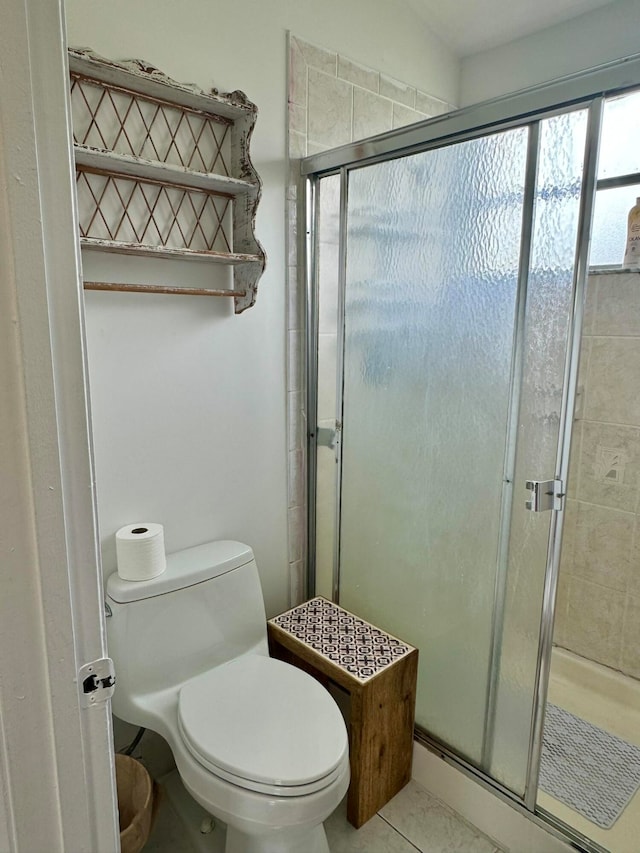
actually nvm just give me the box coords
[590,89,640,267]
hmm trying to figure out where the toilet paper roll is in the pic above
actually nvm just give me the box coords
[115,523,166,582]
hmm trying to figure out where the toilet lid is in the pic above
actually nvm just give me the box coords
[177,655,348,792]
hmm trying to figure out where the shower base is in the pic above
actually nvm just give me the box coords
[540,647,640,852]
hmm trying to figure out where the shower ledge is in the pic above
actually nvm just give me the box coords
[589,266,640,275]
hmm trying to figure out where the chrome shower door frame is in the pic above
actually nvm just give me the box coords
[304,53,640,852]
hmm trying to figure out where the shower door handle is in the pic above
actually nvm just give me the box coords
[316,425,337,450]
[525,479,564,512]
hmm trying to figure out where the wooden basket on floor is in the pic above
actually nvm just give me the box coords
[115,754,155,853]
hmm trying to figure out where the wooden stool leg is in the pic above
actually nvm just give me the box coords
[347,650,418,828]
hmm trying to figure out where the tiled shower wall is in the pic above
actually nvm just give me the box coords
[554,271,640,679]
[285,35,454,605]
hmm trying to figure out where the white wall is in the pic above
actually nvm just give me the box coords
[63,0,458,616]
[460,0,640,106]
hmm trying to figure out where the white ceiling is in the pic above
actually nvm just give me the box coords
[406,0,617,56]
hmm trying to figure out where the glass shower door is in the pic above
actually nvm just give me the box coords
[335,109,590,798]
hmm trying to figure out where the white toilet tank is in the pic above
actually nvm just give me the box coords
[106,540,269,724]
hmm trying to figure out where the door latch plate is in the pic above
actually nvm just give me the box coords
[316,424,339,450]
[79,658,115,708]
[525,479,564,512]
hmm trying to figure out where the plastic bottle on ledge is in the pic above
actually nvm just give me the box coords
[623,197,640,269]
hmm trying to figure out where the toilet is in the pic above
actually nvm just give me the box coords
[106,540,350,853]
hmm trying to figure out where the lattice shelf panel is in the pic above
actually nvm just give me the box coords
[70,74,232,177]
[76,170,233,254]
[69,48,266,313]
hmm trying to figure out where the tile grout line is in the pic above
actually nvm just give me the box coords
[577,416,640,430]
[377,809,503,853]
[376,812,425,852]
[567,495,636,515]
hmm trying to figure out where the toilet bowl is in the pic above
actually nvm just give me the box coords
[106,540,349,853]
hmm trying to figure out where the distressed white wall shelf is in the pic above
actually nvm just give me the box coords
[69,48,265,313]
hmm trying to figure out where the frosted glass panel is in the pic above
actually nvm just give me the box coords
[598,91,640,179]
[490,110,588,795]
[338,128,528,764]
[591,184,640,268]
[315,175,341,599]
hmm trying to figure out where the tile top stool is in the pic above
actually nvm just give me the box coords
[267,596,418,828]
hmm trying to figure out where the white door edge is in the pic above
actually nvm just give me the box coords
[0,2,119,851]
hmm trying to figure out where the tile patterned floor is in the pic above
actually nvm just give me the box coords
[145,779,502,853]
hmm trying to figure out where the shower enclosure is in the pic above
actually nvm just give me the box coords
[304,58,640,851]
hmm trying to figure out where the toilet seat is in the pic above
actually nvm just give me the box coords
[177,655,349,798]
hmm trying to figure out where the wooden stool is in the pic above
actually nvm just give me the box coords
[267,596,418,828]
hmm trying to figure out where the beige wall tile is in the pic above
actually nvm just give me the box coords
[578,421,640,511]
[287,504,305,563]
[564,577,625,669]
[416,90,451,116]
[287,223,297,272]
[566,420,582,497]
[353,87,394,142]
[308,69,352,149]
[288,129,306,160]
[585,337,640,426]
[288,559,306,607]
[337,55,379,93]
[287,329,302,393]
[552,568,571,648]
[572,501,633,592]
[307,141,328,156]
[559,497,578,573]
[573,337,592,422]
[298,39,337,76]
[393,103,428,129]
[628,516,640,598]
[560,273,640,668]
[287,449,304,510]
[287,264,300,331]
[583,275,598,335]
[288,390,303,452]
[289,37,308,108]
[289,103,306,135]
[286,162,299,201]
[621,593,640,678]
[380,73,416,107]
[592,273,640,336]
